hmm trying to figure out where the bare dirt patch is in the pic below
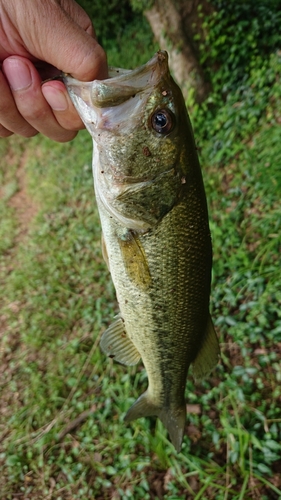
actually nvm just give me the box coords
[8,149,39,243]
[0,144,40,420]
[0,145,38,339]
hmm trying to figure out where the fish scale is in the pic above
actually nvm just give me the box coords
[65,51,220,452]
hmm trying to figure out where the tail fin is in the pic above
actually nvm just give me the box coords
[158,406,186,453]
[124,390,186,452]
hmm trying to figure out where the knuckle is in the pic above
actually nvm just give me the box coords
[55,130,77,143]
[0,126,13,138]
[11,120,38,137]
[22,106,46,122]
[59,121,84,132]
[53,111,84,132]
[21,129,38,138]
[0,101,12,116]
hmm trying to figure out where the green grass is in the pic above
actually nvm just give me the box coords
[1,27,281,500]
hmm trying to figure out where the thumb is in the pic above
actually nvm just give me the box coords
[11,0,108,81]
[50,26,108,81]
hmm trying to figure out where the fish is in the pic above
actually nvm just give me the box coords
[64,51,220,452]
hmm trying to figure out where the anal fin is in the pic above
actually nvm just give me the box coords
[100,316,141,366]
[191,314,220,380]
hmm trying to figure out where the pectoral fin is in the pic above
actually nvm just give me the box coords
[100,316,141,366]
[191,314,220,380]
[118,231,151,290]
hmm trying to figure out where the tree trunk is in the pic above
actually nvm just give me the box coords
[144,0,212,103]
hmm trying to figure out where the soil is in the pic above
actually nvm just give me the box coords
[8,149,39,242]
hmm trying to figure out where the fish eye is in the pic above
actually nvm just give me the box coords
[151,109,174,134]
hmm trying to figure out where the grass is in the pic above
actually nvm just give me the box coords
[1,20,281,500]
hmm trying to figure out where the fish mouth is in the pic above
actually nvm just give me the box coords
[63,51,169,129]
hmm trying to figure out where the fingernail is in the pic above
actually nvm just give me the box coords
[42,86,68,111]
[4,59,32,91]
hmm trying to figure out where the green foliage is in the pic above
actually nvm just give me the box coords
[201,0,281,92]
[130,0,154,12]
[206,123,281,352]
[104,16,158,69]
[76,0,134,45]
[190,0,281,164]
[192,48,281,165]
[76,0,157,68]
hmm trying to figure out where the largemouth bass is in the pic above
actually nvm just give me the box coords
[64,51,219,452]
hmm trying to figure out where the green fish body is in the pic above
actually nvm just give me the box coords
[65,51,219,452]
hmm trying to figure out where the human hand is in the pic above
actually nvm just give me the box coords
[0,0,107,142]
